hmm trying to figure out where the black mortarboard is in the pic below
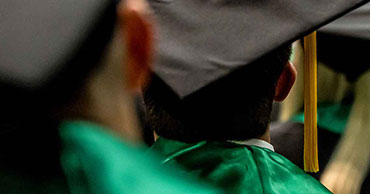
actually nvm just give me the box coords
[0,0,117,92]
[318,2,370,81]
[148,0,370,173]
[149,0,369,98]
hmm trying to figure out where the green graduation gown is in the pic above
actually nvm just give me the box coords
[151,137,332,194]
[59,121,219,194]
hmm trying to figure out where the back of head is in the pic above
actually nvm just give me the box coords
[144,45,292,142]
[0,0,117,181]
[144,0,370,143]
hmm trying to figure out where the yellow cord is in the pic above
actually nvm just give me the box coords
[303,32,319,173]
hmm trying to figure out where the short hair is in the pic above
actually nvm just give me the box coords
[143,44,292,143]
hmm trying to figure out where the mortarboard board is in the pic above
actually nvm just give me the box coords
[148,0,370,172]
[317,2,370,81]
[0,0,118,92]
[149,0,369,98]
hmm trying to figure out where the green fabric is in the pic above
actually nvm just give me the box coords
[0,172,68,194]
[289,45,296,62]
[292,102,352,134]
[59,121,219,194]
[151,138,332,194]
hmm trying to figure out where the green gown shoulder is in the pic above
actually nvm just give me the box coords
[59,121,219,194]
[151,137,332,194]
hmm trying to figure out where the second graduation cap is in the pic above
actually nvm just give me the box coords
[318,2,370,81]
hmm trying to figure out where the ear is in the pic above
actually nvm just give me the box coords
[274,61,297,102]
[117,0,153,91]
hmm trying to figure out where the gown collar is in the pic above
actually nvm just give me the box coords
[229,139,275,152]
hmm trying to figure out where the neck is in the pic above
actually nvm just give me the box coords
[85,65,142,143]
[64,36,142,144]
[86,90,142,144]
[258,128,271,143]
[65,84,142,144]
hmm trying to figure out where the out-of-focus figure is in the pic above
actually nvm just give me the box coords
[320,70,370,194]
[272,3,370,194]
[0,0,219,193]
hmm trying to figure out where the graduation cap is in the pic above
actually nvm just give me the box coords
[0,0,119,177]
[0,0,118,94]
[317,2,370,82]
[149,0,370,172]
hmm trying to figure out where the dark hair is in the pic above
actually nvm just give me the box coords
[143,45,292,143]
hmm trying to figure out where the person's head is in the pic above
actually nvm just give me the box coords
[0,0,153,177]
[143,0,368,144]
[0,0,154,141]
[144,44,296,142]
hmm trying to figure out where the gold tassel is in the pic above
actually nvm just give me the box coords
[303,32,319,173]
